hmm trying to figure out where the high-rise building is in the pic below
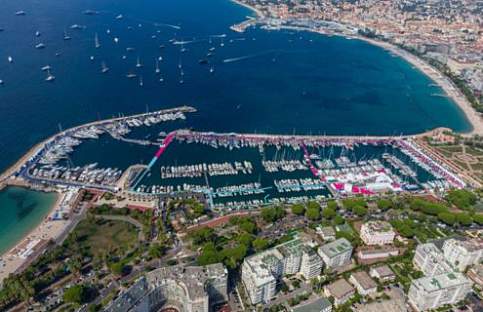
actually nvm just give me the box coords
[413,243,453,276]
[317,238,353,268]
[104,263,228,312]
[300,246,323,279]
[242,239,323,305]
[442,238,483,272]
[408,272,473,311]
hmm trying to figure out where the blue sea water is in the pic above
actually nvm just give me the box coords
[0,187,57,254]
[0,0,472,174]
[0,0,473,255]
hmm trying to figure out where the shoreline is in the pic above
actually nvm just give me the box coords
[0,190,68,284]
[229,1,483,136]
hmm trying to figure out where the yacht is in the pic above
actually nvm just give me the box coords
[94,33,100,48]
[114,37,119,43]
[90,56,95,61]
[210,66,215,74]
[136,56,142,68]
[115,14,123,20]
[15,11,26,16]
[7,56,13,63]
[41,65,51,71]
[155,58,160,74]
[139,76,143,87]
[63,31,72,40]
[0,80,4,85]
[35,31,41,37]
[101,62,109,73]
[35,43,46,49]
[159,77,164,82]
[45,69,55,82]
[126,73,137,79]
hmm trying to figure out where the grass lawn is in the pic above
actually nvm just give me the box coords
[438,145,463,153]
[74,218,139,258]
[464,146,483,157]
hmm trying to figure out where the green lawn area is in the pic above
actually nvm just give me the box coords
[435,148,454,158]
[438,145,463,153]
[470,162,483,171]
[464,146,483,157]
[74,219,139,258]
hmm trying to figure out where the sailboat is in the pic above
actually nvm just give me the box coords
[63,30,72,40]
[94,33,100,48]
[155,58,160,74]
[45,69,55,82]
[101,61,109,73]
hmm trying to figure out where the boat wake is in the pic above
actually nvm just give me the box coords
[223,50,277,63]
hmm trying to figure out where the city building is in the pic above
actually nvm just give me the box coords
[277,239,303,275]
[408,272,473,312]
[324,278,355,307]
[318,238,353,268]
[242,238,322,305]
[242,250,280,305]
[369,265,396,282]
[360,221,395,246]
[349,271,378,296]
[105,263,228,312]
[356,246,399,264]
[413,243,453,276]
[290,297,332,312]
[442,238,483,272]
[300,245,323,279]
[317,226,336,241]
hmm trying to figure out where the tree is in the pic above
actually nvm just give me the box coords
[261,206,285,223]
[237,233,254,247]
[109,262,128,276]
[198,243,221,266]
[322,207,336,219]
[239,218,257,234]
[333,215,345,225]
[446,189,477,210]
[474,214,483,225]
[455,212,473,226]
[377,199,393,211]
[306,206,321,221]
[253,238,269,252]
[63,285,89,304]
[67,256,82,276]
[327,200,338,211]
[353,206,368,217]
[190,227,216,246]
[438,212,456,225]
[148,243,166,258]
[291,203,305,215]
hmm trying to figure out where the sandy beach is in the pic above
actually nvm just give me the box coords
[0,192,72,284]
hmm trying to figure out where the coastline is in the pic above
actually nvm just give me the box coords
[0,190,68,284]
[231,0,263,18]
[229,1,483,136]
